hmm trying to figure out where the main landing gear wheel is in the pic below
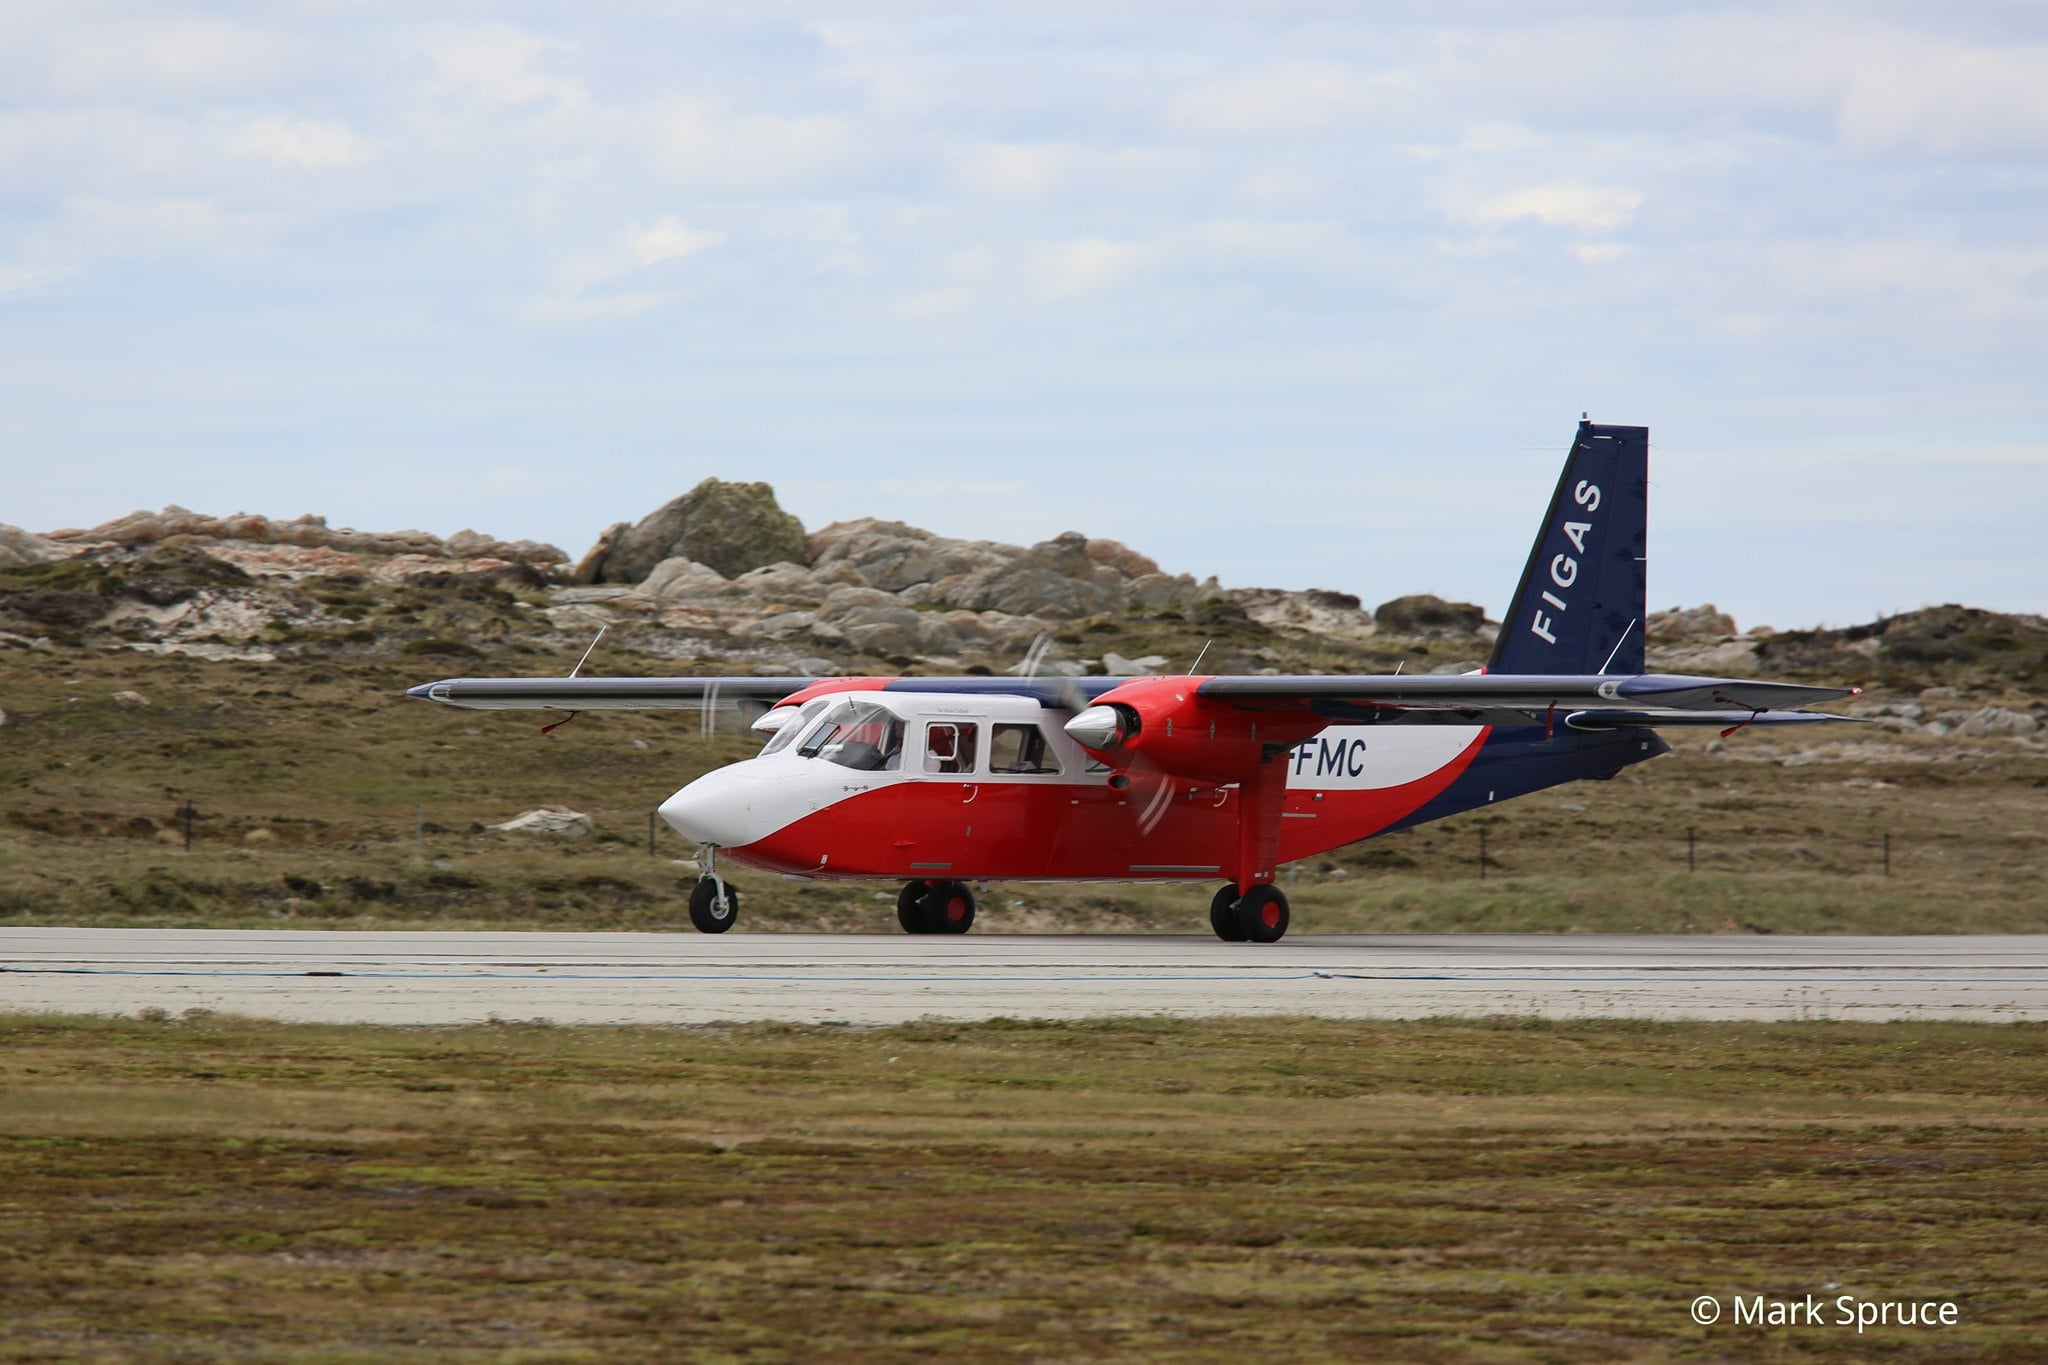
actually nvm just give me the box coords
[689,877,739,934]
[898,879,976,934]
[1210,884,1289,944]
[1209,884,1249,942]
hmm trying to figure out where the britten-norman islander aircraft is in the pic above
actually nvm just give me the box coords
[411,421,1860,942]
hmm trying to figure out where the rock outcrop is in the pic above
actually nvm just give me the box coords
[0,525,71,566]
[806,520,1211,620]
[575,479,807,584]
[1648,604,1738,638]
[44,506,565,566]
[1372,594,1490,639]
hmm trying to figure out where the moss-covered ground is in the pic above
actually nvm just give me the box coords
[1,1014,2042,1360]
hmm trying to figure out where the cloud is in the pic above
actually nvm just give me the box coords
[1028,238,1154,299]
[1165,63,1391,138]
[1769,239,2048,317]
[630,218,723,267]
[954,141,1198,202]
[1835,37,2048,156]
[516,217,723,327]
[1463,181,1644,231]
[48,19,299,98]
[230,118,372,170]
[1572,243,1632,264]
[653,99,856,194]
[422,24,585,108]
[0,262,73,298]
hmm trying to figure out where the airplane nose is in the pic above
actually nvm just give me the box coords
[658,774,754,847]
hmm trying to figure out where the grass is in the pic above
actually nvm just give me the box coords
[1,643,2044,935]
[0,1013,2043,1360]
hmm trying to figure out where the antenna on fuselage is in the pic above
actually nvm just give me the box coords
[1187,640,1212,675]
[569,626,607,679]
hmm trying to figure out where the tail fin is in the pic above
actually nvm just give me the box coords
[1486,419,1648,676]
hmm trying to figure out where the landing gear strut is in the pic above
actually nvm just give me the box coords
[897,879,976,935]
[689,846,739,933]
[1209,883,1289,944]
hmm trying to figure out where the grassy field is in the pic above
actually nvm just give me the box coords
[0,1013,2042,1360]
[2,646,2043,935]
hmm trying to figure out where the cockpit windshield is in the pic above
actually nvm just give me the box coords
[794,700,906,771]
[759,698,830,757]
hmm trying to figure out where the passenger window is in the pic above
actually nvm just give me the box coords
[989,722,1062,775]
[924,722,978,775]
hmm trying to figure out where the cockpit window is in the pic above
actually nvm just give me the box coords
[796,700,906,771]
[760,698,830,757]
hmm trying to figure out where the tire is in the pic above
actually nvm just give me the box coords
[1209,884,1249,942]
[1235,884,1289,944]
[897,881,930,934]
[923,880,976,934]
[689,877,739,934]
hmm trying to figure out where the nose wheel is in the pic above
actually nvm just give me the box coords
[897,879,976,934]
[688,846,739,933]
[688,877,739,933]
[1209,883,1288,943]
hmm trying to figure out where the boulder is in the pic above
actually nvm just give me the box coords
[1083,537,1160,578]
[0,525,75,566]
[807,518,1014,592]
[944,563,1123,618]
[1231,587,1374,634]
[1373,594,1488,638]
[641,557,744,600]
[1126,572,1203,610]
[575,479,807,584]
[488,806,593,837]
[1648,604,1738,638]
[731,561,829,604]
[1935,706,2039,738]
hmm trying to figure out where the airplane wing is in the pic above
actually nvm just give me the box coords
[409,669,1859,732]
[1194,672,1860,730]
[406,676,823,711]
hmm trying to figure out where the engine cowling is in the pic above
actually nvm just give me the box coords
[1062,676,1321,785]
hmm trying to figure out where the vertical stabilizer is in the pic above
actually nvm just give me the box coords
[1486,420,1648,676]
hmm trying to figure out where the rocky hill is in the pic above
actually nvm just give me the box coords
[3,478,2044,729]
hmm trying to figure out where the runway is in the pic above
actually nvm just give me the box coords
[3,928,2045,1025]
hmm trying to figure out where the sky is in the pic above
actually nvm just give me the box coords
[3,1,2046,631]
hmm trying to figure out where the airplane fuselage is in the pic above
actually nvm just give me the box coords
[658,690,1662,882]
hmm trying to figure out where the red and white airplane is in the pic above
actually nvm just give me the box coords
[411,421,1859,942]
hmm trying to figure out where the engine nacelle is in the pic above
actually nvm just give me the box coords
[1063,676,1321,784]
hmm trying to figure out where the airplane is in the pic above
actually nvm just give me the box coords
[409,420,1860,942]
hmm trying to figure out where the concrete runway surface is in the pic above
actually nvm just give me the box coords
[3,928,2044,1025]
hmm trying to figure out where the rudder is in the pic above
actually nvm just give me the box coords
[1486,419,1647,676]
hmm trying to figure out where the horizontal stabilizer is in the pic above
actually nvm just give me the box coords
[1557,709,1865,732]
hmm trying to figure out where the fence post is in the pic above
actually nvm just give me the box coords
[1883,832,1890,877]
[649,810,657,856]
[1479,827,1487,881]
[1687,826,1695,874]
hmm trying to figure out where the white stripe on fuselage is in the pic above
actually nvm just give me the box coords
[1282,725,1482,790]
